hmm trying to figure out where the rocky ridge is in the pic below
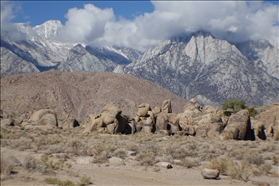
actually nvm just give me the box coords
[115,32,279,106]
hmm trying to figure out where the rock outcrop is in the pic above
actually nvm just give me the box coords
[220,110,250,140]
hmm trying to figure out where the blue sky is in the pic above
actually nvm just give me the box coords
[2,1,278,50]
[13,1,155,26]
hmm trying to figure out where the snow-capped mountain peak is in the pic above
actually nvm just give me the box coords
[33,20,63,40]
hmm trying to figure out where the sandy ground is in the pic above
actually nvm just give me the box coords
[1,147,278,186]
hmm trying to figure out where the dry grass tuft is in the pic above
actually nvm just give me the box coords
[135,150,156,166]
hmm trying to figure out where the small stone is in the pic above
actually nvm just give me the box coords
[76,157,94,164]
[109,157,125,166]
[5,155,22,166]
[1,119,14,127]
[156,162,173,169]
[201,168,219,179]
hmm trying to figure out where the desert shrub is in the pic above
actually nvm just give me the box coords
[41,154,64,171]
[24,155,46,173]
[113,148,128,159]
[182,157,199,168]
[93,151,110,163]
[66,139,85,155]
[126,143,139,153]
[78,174,93,186]
[222,99,245,113]
[247,154,264,167]
[259,163,272,175]
[247,107,257,118]
[152,166,161,172]
[166,147,187,159]
[210,157,233,175]
[222,99,246,111]
[226,161,250,181]
[260,141,276,151]
[135,150,156,166]
[44,177,75,186]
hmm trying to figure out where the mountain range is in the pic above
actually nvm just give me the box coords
[1,20,278,106]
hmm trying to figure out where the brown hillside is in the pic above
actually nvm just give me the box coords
[1,70,187,121]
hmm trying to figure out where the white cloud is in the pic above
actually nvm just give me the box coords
[56,4,115,43]
[91,1,279,50]
[2,1,278,50]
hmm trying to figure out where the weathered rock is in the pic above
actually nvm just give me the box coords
[76,157,95,164]
[109,157,125,165]
[162,99,172,113]
[152,106,161,117]
[60,118,80,129]
[29,109,55,122]
[5,155,22,166]
[38,113,58,126]
[195,125,208,138]
[220,110,250,140]
[253,103,279,140]
[29,109,57,126]
[183,125,195,136]
[83,117,103,133]
[124,119,136,134]
[251,119,266,140]
[105,114,128,134]
[100,104,121,125]
[184,98,202,112]
[156,111,168,133]
[0,119,14,127]
[156,162,173,169]
[201,168,219,179]
[136,103,150,117]
[207,122,226,139]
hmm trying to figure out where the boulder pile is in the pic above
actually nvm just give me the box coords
[1,99,279,141]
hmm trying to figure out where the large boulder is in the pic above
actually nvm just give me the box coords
[59,118,80,129]
[155,111,169,135]
[152,106,161,117]
[136,103,150,117]
[29,109,58,127]
[206,122,226,138]
[106,114,128,134]
[220,110,250,140]
[162,99,172,113]
[143,111,155,133]
[83,115,103,133]
[253,103,279,140]
[183,98,202,112]
[201,168,220,179]
[100,104,121,125]
[251,119,266,140]
[167,113,182,134]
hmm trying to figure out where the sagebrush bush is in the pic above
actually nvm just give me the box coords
[135,150,156,166]
[113,148,128,159]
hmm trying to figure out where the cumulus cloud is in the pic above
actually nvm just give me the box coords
[56,4,115,43]
[3,1,278,50]
[92,1,279,50]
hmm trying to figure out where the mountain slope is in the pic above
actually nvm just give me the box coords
[0,21,142,75]
[236,40,279,79]
[115,32,279,106]
[0,71,187,120]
